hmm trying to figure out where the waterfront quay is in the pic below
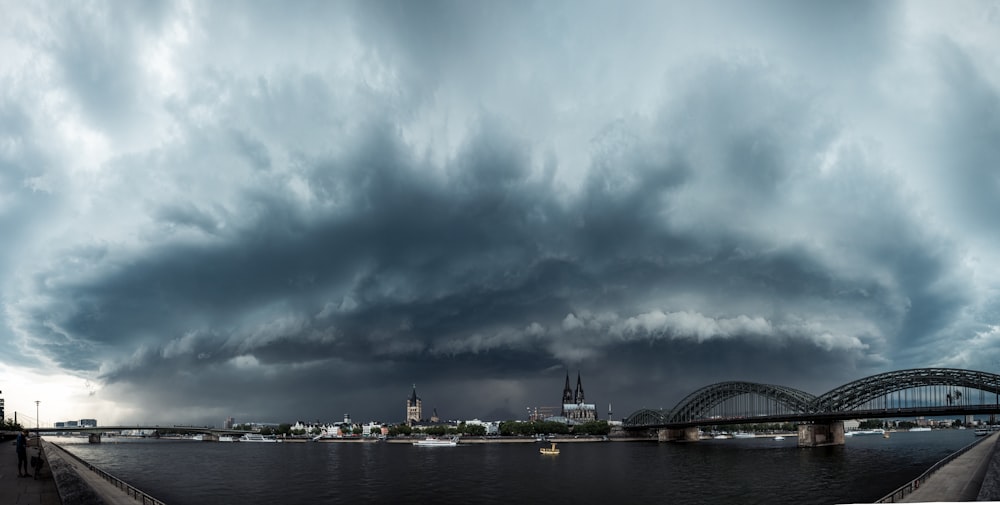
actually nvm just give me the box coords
[870,431,998,503]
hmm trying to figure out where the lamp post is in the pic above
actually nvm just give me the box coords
[35,400,40,431]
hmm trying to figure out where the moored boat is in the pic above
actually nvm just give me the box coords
[413,436,459,447]
[240,434,282,443]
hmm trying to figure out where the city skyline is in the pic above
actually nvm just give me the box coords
[3,1,1000,427]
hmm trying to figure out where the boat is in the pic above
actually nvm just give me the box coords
[975,428,989,436]
[412,436,459,447]
[713,434,729,440]
[240,434,282,443]
[846,429,885,437]
[883,432,890,439]
[908,427,932,432]
[773,436,785,441]
[733,432,755,439]
[218,435,236,442]
[539,442,560,455]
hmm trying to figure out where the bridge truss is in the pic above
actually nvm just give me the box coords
[624,368,1000,429]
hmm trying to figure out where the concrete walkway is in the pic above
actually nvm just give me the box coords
[897,431,998,503]
[0,441,61,505]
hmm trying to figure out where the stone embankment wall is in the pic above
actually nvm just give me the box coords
[43,440,113,505]
[44,440,164,505]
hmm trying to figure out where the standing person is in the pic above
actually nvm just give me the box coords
[16,429,30,477]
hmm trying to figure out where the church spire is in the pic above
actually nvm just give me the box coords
[561,371,574,416]
[574,371,585,404]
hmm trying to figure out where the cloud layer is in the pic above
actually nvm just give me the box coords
[2,1,1000,425]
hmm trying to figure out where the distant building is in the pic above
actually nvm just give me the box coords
[224,417,234,429]
[407,384,423,425]
[53,419,98,428]
[560,372,597,422]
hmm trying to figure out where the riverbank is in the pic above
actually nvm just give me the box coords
[871,431,998,503]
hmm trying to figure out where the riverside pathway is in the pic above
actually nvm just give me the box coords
[0,439,60,505]
[896,431,998,503]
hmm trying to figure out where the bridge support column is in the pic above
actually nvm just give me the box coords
[797,421,844,447]
[88,433,102,444]
[657,427,701,442]
[202,433,219,442]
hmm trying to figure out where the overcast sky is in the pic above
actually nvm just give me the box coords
[2,1,1000,427]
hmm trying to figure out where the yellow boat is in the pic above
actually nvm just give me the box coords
[539,442,560,455]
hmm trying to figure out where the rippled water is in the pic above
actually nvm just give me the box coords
[52,430,979,505]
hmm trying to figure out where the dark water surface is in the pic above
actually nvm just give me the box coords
[52,430,979,505]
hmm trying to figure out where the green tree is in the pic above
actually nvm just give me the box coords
[277,423,292,436]
[1,419,23,431]
[464,424,487,436]
[574,421,610,436]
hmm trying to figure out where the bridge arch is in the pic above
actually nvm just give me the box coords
[812,367,1000,412]
[664,381,817,425]
[623,408,668,427]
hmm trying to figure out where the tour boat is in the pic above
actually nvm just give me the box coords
[975,428,989,436]
[240,434,281,443]
[846,429,885,437]
[412,436,459,447]
[733,432,755,439]
[218,435,236,442]
[539,442,560,455]
[908,427,931,432]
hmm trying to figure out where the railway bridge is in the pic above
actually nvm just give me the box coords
[623,368,1000,447]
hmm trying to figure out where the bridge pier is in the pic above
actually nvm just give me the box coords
[657,427,701,442]
[202,433,219,442]
[88,433,101,444]
[797,421,844,447]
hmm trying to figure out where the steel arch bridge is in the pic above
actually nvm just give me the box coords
[624,368,1000,429]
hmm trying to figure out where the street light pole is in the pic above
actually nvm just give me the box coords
[35,400,40,431]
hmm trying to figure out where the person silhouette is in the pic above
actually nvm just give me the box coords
[16,429,30,477]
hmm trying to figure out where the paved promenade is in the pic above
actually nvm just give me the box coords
[896,431,998,503]
[0,439,60,505]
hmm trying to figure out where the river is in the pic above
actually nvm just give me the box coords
[51,430,980,505]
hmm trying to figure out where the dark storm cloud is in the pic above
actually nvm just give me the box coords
[19,60,923,416]
[3,1,999,425]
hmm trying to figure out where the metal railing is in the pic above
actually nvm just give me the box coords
[48,441,167,505]
[875,433,995,503]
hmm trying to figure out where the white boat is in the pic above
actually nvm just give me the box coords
[240,434,282,443]
[712,434,729,440]
[846,429,885,437]
[218,435,236,442]
[773,436,785,441]
[975,428,989,436]
[908,427,931,432]
[733,432,755,439]
[412,436,459,447]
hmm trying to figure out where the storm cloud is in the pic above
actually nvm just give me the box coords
[2,1,1000,426]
